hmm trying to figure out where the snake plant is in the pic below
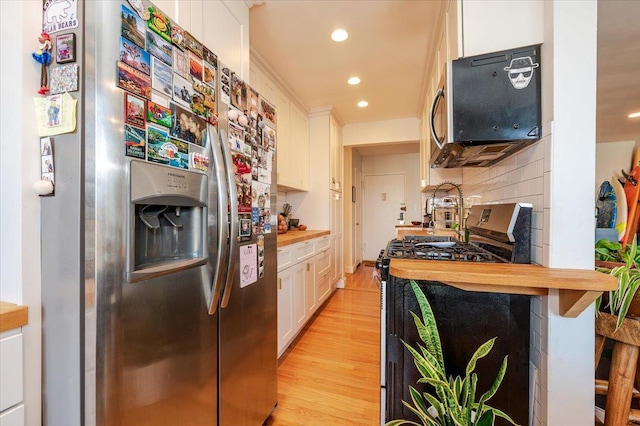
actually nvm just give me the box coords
[596,237,640,330]
[385,280,517,426]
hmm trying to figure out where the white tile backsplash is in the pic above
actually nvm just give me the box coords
[462,137,548,426]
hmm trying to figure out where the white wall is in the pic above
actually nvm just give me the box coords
[1,1,44,424]
[343,117,419,146]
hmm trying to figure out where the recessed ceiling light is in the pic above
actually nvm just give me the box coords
[348,76,361,85]
[357,101,368,108]
[629,112,640,118]
[331,29,349,42]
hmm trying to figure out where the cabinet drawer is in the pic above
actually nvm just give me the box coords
[294,240,315,263]
[316,235,330,253]
[277,246,293,272]
[316,272,331,305]
[0,331,23,412]
[315,250,330,279]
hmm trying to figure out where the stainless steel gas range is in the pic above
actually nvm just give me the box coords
[375,202,533,425]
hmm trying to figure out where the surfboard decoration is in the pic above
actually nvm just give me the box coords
[612,177,627,241]
[596,181,616,228]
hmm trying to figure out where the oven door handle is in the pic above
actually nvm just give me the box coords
[373,272,382,289]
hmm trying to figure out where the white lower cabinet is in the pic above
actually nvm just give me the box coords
[0,329,24,426]
[277,235,335,357]
[277,266,294,356]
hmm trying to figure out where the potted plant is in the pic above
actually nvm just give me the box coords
[595,238,640,329]
[386,280,518,426]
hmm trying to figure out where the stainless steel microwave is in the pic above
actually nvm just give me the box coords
[430,44,542,168]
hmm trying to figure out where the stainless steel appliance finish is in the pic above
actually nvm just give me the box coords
[40,2,277,425]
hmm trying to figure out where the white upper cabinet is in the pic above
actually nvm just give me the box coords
[249,59,310,191]
[329,115,343,192]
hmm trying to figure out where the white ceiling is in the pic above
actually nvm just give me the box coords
[249,1,640,156]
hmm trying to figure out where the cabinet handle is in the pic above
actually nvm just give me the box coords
[306,263,310,271]
[278,278,282,290]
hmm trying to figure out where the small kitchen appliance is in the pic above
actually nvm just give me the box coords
[375,202,533,425]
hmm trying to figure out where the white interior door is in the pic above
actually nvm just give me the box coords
[354,168,363,267]
[363,173,405,261]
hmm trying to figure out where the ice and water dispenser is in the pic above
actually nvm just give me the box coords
[127,161,209,282]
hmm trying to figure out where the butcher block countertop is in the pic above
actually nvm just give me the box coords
[0,301,28,332]
[390,260,618,318]
[277,230,330,248]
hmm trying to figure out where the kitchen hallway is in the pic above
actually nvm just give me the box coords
[265,266,381,425]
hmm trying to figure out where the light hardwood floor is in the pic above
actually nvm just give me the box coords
[265,266,381,425]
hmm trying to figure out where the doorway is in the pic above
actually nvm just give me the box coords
[354,167,363,268]
[362,173,405,261]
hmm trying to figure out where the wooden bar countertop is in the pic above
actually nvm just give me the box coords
[277,230,330,248]
[390,260,618,318]
[0,301,28,332]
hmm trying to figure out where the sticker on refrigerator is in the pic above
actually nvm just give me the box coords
[239,243,257,288]
[220,65,231,105]
[125,124,146,159]
[173,49,188,79]
[43,0,79,35]
[50,63,79,94]
[257,235,265,279]
[147,101,173,128]
[40,137,55,188]
[228,121,244,152]
[121,4,145,49]
[126,0,150,20]
[148,125,189,169]
[189,53,203,81]
[184,31,203,58]
[239,213,252,242]
[233,153,252,213]
[230,73,247,111]
[203,46,217,69]
[260,98,276,127]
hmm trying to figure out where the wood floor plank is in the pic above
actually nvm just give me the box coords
[265,266,381,425]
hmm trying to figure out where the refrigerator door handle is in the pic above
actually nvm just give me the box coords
[219,129,239,308]
[207,127,230,315]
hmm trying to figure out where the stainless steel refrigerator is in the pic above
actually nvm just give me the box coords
[40,1,277,424]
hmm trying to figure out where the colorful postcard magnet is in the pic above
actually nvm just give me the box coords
[172,73,195,109]
[117,61,151,99]
[184,31,203,58]
[147,126,188,169]
[233,153,252,213]
[45,94,62,127]
[147,101,173,128]
[124,92,145,128]
[230,73,247,111]
[55,33,75,63]
[121,4,145,49]
[220,65,231,105]
[169,102,207,146]
[147,6,171,42]
[43,0,79,34]
[261,98,276,127]
[229,121,244,153]
[125,124,146,159]
[203,46,217,68]
[239,214,252,243]
[173,49,188,79]
[119,36,150,74]
[189,53,203,81]
[50,63,79,94]
[147,30,172,66]
[239,244,257,287]
[151,57,172,96]
[171,23,185,50]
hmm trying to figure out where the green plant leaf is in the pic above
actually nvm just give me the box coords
[479,356,508,405]
[409,386,431,420]
[475,409,495,426]
[491,406,519,425]
[466,337,496,376]
[410,280,444,369]
[385,420,423,426]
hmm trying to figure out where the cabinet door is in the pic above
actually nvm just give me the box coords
[0,331,23,412]
[329,116,343,191]
[277,268,294,356]
[304,260,316,316]
[275,89,291,187]
[331,234,343,286]
[292,262,307,330]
